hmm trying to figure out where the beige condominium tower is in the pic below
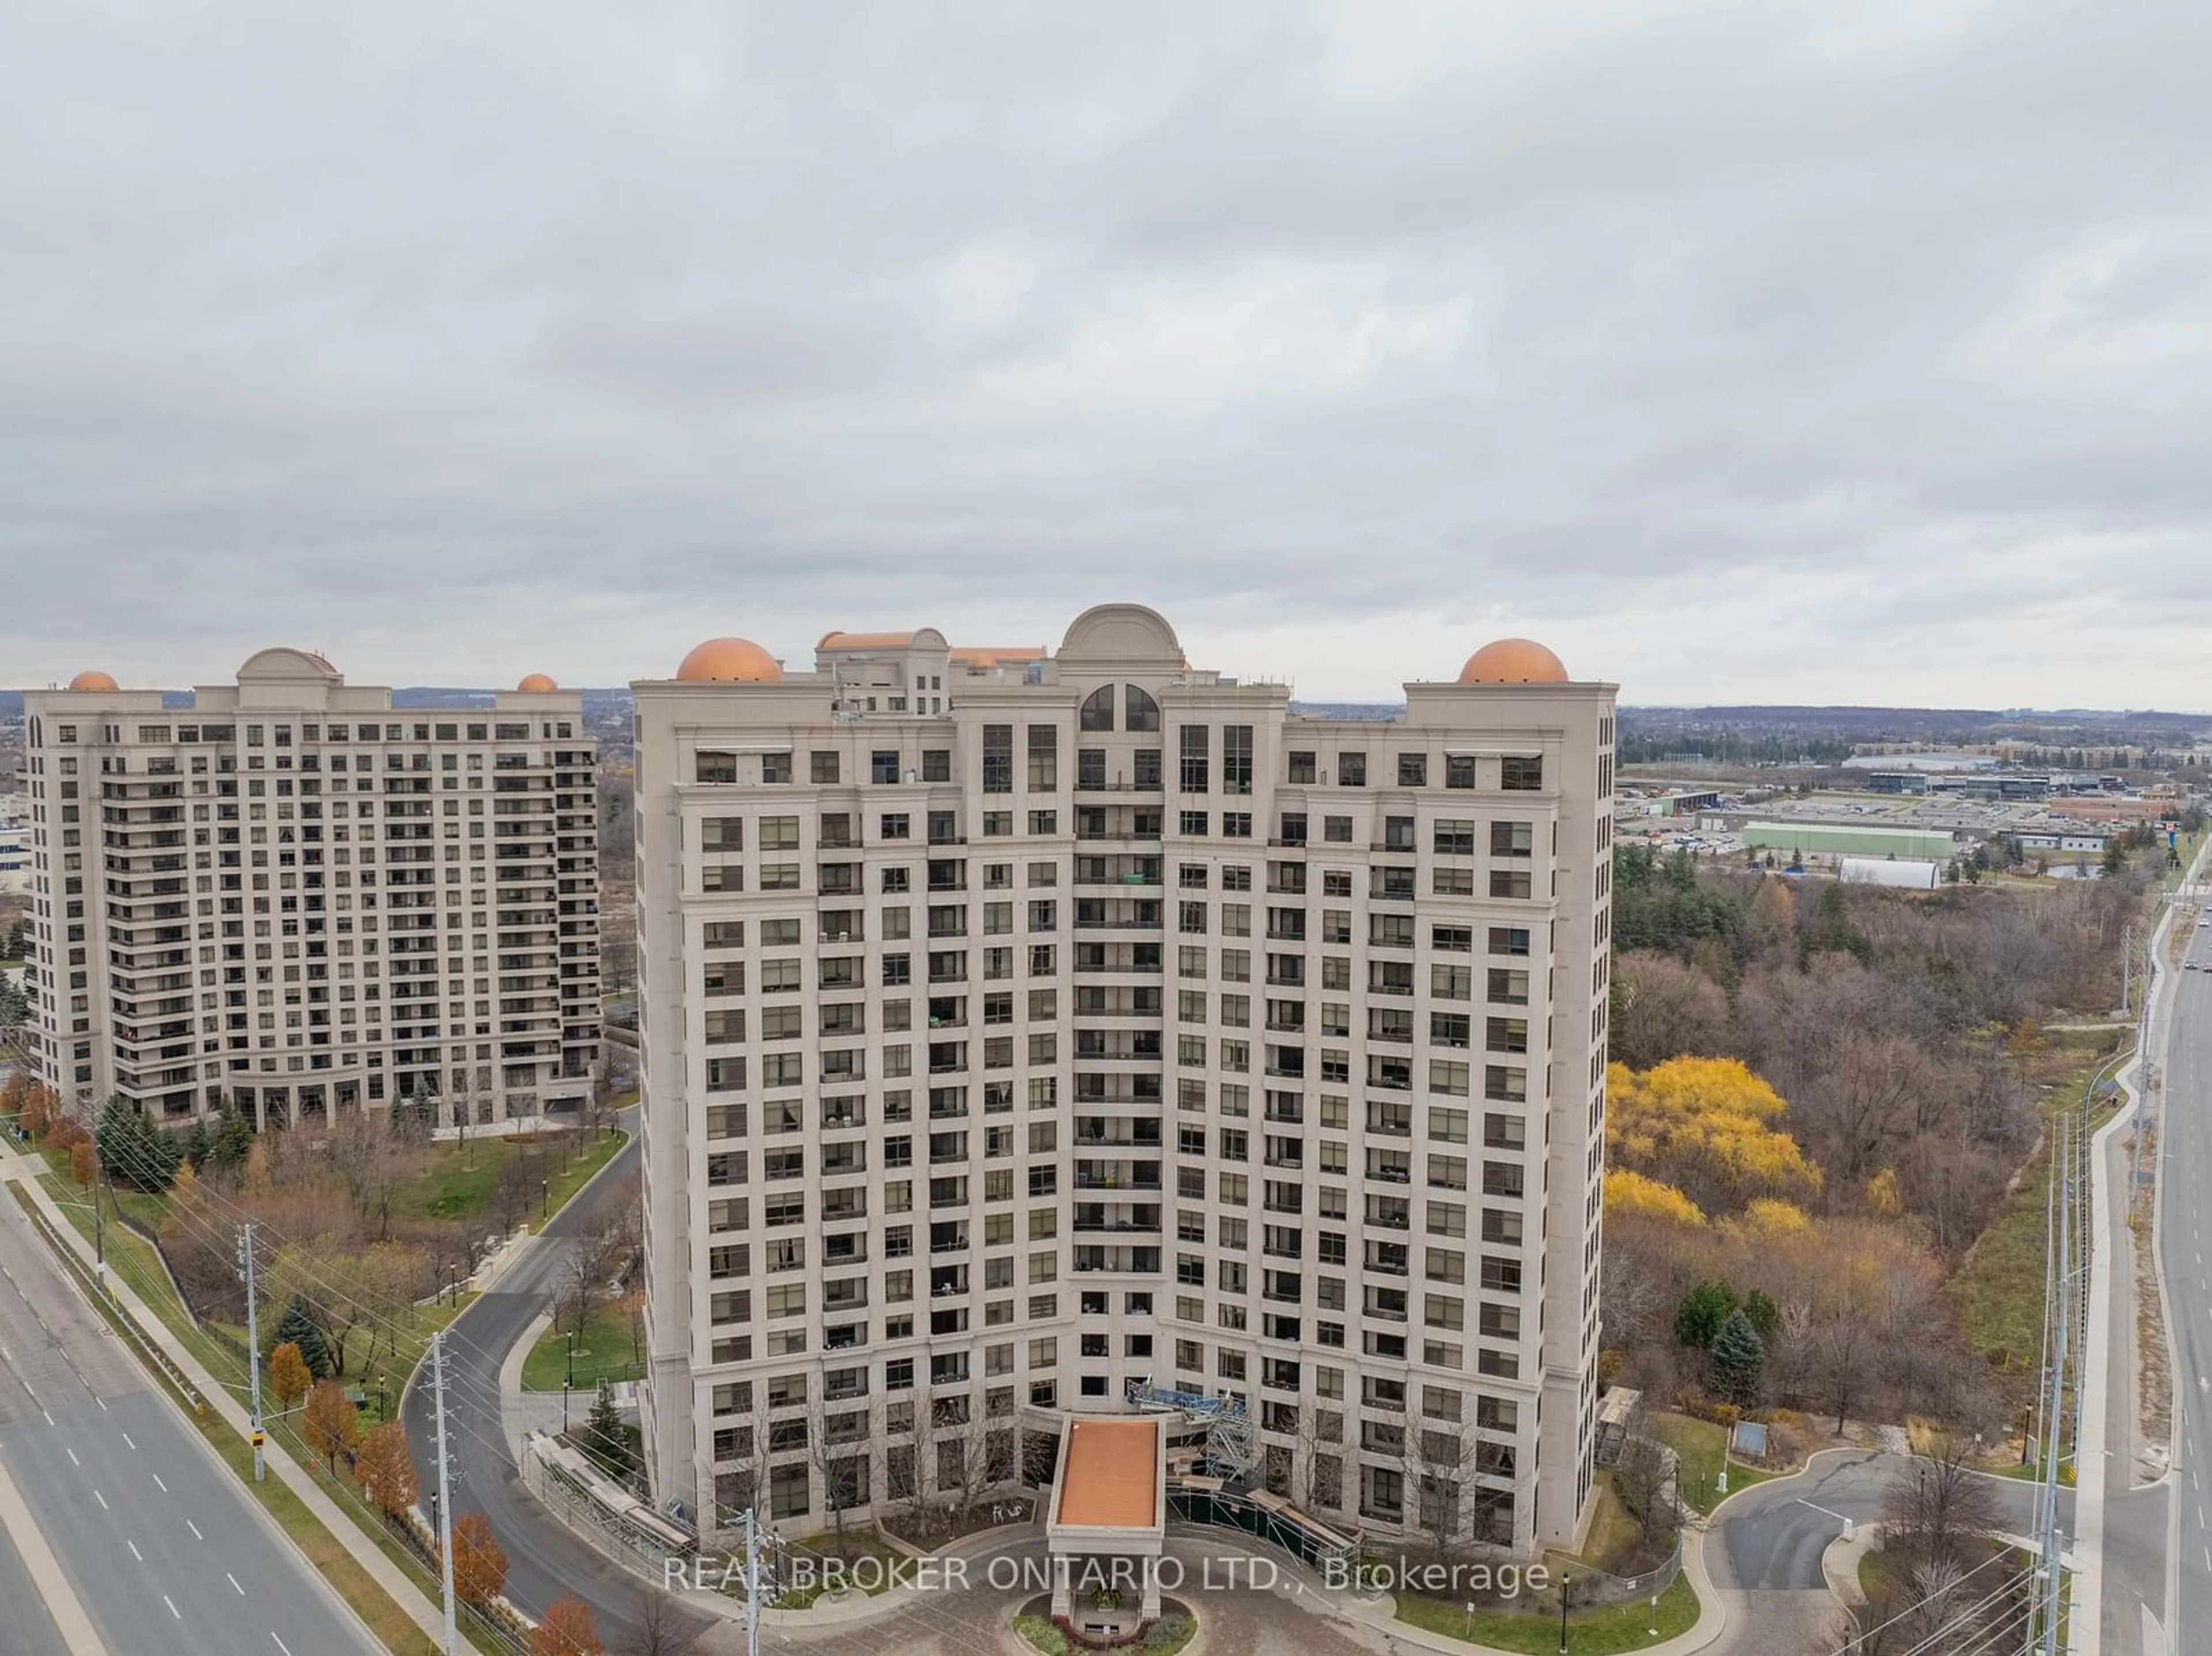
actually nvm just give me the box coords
[634,605,1614,1556]
[18,650,601,1131]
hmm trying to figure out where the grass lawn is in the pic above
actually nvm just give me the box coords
[402,1126,628,1225]
[1647,1412,1778,1514]
[1397,1573,1698,1653]
[521,1298,642,1392]
[36,1169,468,1422]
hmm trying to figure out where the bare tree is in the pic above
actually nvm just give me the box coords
[1816,1310,1873,1434]
[1881,1438,1998,1579]
[1296,1404,1346,1517]
[1610,1428,1681,1551]
[619,1588,682,1656]
[806,1397,869,1560]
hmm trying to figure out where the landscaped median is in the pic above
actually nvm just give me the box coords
[1395,1572,1698,1654]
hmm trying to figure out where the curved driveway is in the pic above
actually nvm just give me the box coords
[400,1126,720,1653]
[1709,1449,2065,1654]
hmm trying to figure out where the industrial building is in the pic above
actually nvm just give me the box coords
[1741,821,1960,865]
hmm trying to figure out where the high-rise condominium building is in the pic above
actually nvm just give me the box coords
[634,606,1615,1555]
[18,649,601,1131]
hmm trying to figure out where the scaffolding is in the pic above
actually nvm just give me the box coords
[1124,1380,1256,1480]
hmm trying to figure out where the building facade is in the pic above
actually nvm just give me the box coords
[634,605,1613,1556]
[18,649,601,1130]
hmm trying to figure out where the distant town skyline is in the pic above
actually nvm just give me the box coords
[7,3,2211,708]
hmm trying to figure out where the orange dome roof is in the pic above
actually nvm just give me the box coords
[1457,638,1569,684]
[677,638,783,683]
[516,673,558,693]
[68,670,118,692]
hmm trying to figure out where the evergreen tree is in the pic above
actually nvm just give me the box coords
[210,1100,254,1168]
[1742,1289,1782,1344]
[578,1386,641,1481]
[95,1096,179,1192]
[271,1295,333,1380]
[1709,1309,1767,1407]
[1672,1280,1739,1350]
[181,1119,213,1170]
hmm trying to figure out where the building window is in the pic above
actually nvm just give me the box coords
[1502,756,1543,791]
[1398,753,1427,787]
[770,1464,810,1520]
[983,727,1013,794]
[1180,727,1209,794]
[1125,686,1161,733]
[923,750,952,783]
[1446,755,1476,789]
[1080,685,1115,732]
[762,753,792,784]
[810,752,840,783]
[1223,726,1253,795]
[1338,753,1366,787]
[1027,726,1057,791]
[873,751,902,785]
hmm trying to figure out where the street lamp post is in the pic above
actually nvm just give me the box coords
[563,1377,572,1435]
[541,1178,550,1221]
[1558,1571,1570,1654]
[567,1329,576,1392]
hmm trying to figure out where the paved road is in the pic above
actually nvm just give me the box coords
[2155,908,2212,1651]
[400,1125,724,1651]
[0,1182,382,1656]
[1709,1450,2062,1655]
[0,1511,69,1656]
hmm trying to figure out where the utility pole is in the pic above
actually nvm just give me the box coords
[432,1332,459,1656]
[238,1222,264,1481]
[744,1507,763,1656]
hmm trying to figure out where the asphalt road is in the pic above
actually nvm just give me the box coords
[0,1181,382,1656]
[400,1126,720,1651]
[0,1510,69,1656]
[2156,914,2212,1650]
[1709,1450,2061,1655]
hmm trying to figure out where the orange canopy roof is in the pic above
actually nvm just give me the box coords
[1055,1419,1158,1529]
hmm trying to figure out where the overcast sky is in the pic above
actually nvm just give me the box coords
[5,2,2209,707]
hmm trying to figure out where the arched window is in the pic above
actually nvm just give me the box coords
[1124,685,1160,733]
[1079,684,1116,732]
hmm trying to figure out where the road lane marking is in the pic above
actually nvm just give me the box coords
[272,1635,294,1655]
[153,1473,168,1492]
[93,1489,107,1510]
[126,1540,141,1561]
[162,1594,179,1620]
[120,1433,134,1450]
[66,1448,78,1466]
[187,1519,202,1539]
[228,1572,244,1595]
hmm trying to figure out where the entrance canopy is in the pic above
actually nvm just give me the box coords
[1049,1416,1165,1556]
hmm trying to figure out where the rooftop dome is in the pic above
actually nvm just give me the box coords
[1457,638,1569,684]
[68,670,118,692]
[677,637,783,683]
[516,673,558,693]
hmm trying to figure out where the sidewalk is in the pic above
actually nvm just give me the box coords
[0,1136,450,1653]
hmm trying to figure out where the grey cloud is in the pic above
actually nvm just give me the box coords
[3,0,2211,703]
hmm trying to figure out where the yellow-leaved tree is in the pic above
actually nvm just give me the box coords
[1608,1056,1821,1217]
[1603,1169,1707,1227]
